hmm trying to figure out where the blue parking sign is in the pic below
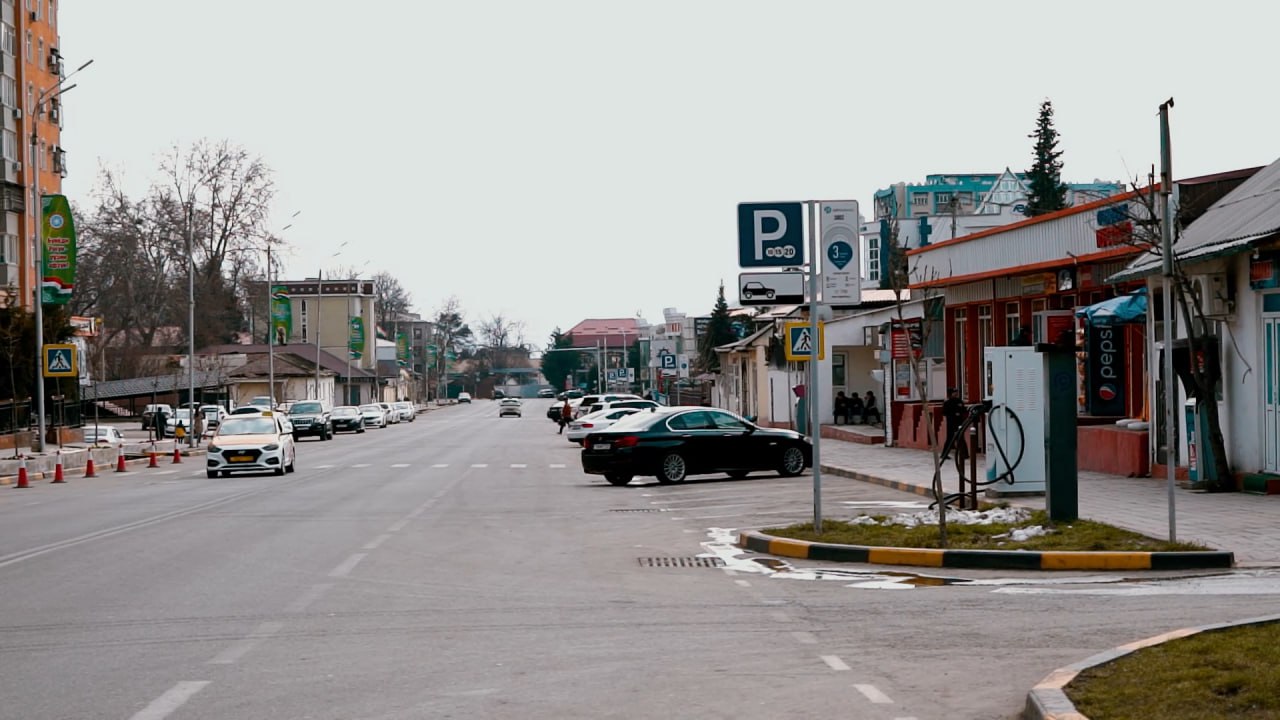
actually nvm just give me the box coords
[738,202,804,268]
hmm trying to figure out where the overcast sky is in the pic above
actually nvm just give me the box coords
[59,1,1279,346]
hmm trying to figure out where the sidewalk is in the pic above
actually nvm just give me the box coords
[816,431,1280,567]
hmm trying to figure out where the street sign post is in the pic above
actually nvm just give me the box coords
[738,271,805,306]
[43,344,77,378]
[738,202,805,267]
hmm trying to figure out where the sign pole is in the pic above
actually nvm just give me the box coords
[808,200,823,534]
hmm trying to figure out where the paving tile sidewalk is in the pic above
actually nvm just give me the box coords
[816,434,1280,567]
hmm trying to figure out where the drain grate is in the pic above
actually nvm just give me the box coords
[639,556,726,568]
[611,508,663,513]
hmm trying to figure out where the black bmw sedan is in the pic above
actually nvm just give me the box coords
[580,406,811,486]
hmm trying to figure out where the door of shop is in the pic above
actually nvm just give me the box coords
[1264,308,1280,472]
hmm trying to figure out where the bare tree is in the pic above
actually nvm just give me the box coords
[884,216,951,545]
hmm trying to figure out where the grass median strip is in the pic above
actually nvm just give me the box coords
[763,510,1211,552]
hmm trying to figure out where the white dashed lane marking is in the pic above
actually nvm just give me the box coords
[328,553,367,578]
[128,681,210,720]
[821,655,851,671]
[855,685,894,704]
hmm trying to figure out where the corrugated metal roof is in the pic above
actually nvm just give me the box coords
[1110,157,1280,282]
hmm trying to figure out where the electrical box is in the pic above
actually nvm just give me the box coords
[983,346,1045,494]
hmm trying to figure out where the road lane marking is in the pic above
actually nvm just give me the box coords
[855,684,894,704]
[510,464,527,468]
[432,464,449,468]
[0,488,276,569]
[285,584,332,613]
[821,655,851,671]
[329,553,367,578]
[128,681,210,720]
[791,631,818,645]
[391,463,410,468]
[208,622,284,665]
[734,579,751,587]
[363,534,392,550]
[470,463,488,468]
[550,463,566,468]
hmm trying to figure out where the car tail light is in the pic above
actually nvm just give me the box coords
[615,435,639,448]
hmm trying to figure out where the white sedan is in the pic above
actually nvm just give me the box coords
[566,408,643,443]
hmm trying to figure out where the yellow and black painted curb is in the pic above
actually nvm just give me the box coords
[1024,612,1280,720]
[736,531,1234,571]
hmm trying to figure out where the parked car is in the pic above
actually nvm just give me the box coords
[457,392,472,404]
[580,406,812,486]
[582,399,660,416]
[537,388,556,398]
[331,406,365,433]
[359,403,388,429]
[206,412,296,478]
[498,398,522,417]
[378,402,401,424]
[141,404,173,431]
[566,407,642,444]
[393,401,416,422]
[83,426,125,447]
[288,401,333,441]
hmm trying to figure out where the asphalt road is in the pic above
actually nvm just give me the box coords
[2,401,1276,719]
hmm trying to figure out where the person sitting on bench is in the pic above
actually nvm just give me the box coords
[861,390,881,425]
[833,391,850,425]
[846,392,864,424]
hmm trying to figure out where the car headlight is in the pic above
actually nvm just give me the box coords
[263,443,280,451]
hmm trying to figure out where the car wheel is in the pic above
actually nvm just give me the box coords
[778,446,806,477]
[206,470,217,479]
[604,472,633,486]
[657,453,687,484]
[727,470,750,479]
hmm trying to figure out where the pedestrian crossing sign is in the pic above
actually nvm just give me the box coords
[43,343,78,377]
[783,322,824,362]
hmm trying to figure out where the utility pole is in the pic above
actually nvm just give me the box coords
[1159,98,1178,543]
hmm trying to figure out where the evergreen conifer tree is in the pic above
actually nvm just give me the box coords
[1025,99,1068,216]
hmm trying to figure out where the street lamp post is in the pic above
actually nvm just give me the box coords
[30,58,92,453]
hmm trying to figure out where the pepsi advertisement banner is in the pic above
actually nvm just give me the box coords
[1087,325,1125,416]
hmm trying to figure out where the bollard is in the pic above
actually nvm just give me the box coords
[15,456,30,488]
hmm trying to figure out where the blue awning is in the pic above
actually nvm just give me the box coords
[1075,288,1147,326]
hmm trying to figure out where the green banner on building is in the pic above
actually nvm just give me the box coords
[270,285,292,345]
[348,316,364,359]
[396,331,410,367]
[41,194,77,304]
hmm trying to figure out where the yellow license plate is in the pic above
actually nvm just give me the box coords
[229,455,253,463]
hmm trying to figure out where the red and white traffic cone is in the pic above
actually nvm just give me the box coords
[84,455,97,478]
[172,446,182,464]
[115,445,127,472]
[15,456,29,488]
[52,453,65,483]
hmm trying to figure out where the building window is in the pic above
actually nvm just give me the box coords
[866,236,880,283]
[1005,302,1020,343]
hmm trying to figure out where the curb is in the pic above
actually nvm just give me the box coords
[1024,613,1280,719]
[736,530,1234,571]
[0,448,207,486]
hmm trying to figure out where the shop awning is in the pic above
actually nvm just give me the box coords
[1075,288,1147,326]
